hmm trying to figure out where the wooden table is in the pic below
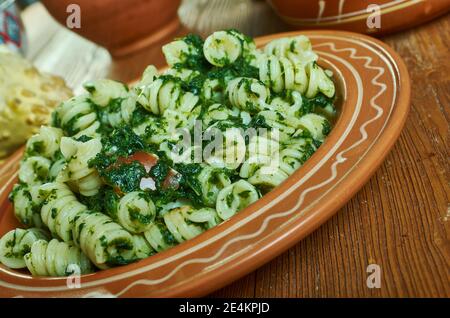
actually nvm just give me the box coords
[22,3,449,297]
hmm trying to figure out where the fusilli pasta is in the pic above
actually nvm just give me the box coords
[258,54,335,98]
[24,239,93,276]
[10,184,44,228]
[2,30,336,276]
[53,95,100,138]
[59,137,103,196]
[116,191,156,233]
[0,228,49,269]
[216,180,259,220]
[226,77,270,113]
[72,211,134,268]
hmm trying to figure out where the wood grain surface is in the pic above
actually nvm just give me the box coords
[20,3,450,297]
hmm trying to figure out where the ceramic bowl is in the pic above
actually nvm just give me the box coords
[41,0,181,58]
[268,0,450,35]
[0,30,411,297]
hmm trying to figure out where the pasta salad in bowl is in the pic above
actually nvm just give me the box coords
[0,30,336,275]
[0,29,410,297]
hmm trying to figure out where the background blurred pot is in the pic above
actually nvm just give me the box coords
[41,0,181,58]
[177,0,286,38]
[268,0,450,35]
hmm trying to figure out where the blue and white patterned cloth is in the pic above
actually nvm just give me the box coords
[0,0,26,54]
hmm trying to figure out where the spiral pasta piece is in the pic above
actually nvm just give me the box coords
[59,137,103,196]
[201,78,222,101]
[0,228,49,269]
[239,154,272,179]
[264,35,318,64]
[259,55,297,93]
[204,127,247,170]
[18,156,51,185]
[72,211,134,268]
[134,66,158,108]
[279,138,315,175]
[106,95,137,128]
[164,67,200,82]
[163,40,191,66]
[163,206,219,243]
[24,239,93,276]
[143,220,177,252]
[226,77,270,114]
[48,158,67,181]
[137,65,158,86]
[248,166,289,188]
[165,108,199,132]
[25,126,63,159]
[201,103,240,127]
[116,191,156,234]
[216,180,259,220]
[259,54,335,98]
[204,30,259,67]
[132,235,154,260]
[269,91,303,117]
[133,115,167,145]
[227,29,257,52]
[257,110,297,139]
[138,77,199,116]
[133,109,196,146]
[53,95,100,138]
[247,134,281,158]
[162,36,203,67]
[297,113,331,142]
[204,30,243,67]
[144,207,219,251]
[196,165,231,207]
[10,184,44,228]
[304,62,335,99]
[39,182,87,241]
[239,133,281,179]
[84,79,128,107]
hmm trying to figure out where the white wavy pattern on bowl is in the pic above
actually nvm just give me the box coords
[281,0,424,24]
[0,34,398,297]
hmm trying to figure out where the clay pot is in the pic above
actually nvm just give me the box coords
[41,0,181,57]
[268,0,450,35]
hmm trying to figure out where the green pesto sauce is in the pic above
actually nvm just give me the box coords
[75,135,92,143]
[89,125,146,170]
[207,56,258,87]
[129,207,153,225]
[302,93,336,115]
[51,109,61,128]
[147,160,205,210]
[78,187,118,218]
[103,161,147,193]
[149,159,170,189]
[88,127,150,193]
[175,34,210,73]
[130,104,151,127]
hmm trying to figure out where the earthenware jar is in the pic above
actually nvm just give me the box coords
[268,0,450,35]
[41,0,181,57]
